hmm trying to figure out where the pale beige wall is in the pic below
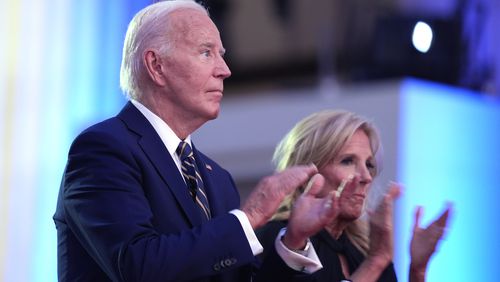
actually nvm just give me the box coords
[194,79,403,201]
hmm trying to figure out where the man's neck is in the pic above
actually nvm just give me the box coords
[138,95,200,140]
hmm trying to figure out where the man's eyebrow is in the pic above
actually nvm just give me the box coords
[200,42,226,55]
[200,42,215,49]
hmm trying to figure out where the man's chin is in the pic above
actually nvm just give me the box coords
[206,109,220,121]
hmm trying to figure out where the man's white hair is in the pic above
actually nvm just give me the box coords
[119,0,207,100]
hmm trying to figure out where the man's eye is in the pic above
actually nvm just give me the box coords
[202,50,211,57]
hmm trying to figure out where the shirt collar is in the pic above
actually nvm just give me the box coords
[130,99,192,156]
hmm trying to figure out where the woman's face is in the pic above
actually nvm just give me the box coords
[319,129,376,220]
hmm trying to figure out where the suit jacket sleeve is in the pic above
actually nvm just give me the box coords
[60,126,255,282]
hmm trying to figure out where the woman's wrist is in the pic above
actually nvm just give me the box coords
[409,263,426,282]
[364,254,390,272]
[281,231,308,251]
[349,255,389,282]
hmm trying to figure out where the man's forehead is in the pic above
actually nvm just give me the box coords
[169,8,211,28]
[169,9,220,45]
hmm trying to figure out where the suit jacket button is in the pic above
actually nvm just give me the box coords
[213,263,221,271]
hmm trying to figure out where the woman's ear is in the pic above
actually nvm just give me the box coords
[144,49,167,86]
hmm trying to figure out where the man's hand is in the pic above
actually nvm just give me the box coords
[241,165,318,230]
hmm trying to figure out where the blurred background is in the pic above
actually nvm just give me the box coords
[1,0,499,281]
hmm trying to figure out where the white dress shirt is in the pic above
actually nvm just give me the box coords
[130,99,322,272]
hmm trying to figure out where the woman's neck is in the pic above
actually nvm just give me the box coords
[324,219,350,239]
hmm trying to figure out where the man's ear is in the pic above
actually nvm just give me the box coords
[144,50,167,86]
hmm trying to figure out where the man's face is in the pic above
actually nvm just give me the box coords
[161,8,231,124]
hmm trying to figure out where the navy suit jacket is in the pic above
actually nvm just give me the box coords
[54,102,256,282]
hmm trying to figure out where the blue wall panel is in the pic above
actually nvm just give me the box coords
[396,79,500,281]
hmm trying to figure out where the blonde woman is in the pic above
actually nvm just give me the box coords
[254,110,451,282]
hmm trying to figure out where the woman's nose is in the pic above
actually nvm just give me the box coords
[357,165,373,184]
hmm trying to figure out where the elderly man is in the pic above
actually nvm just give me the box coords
[53,1,329,281]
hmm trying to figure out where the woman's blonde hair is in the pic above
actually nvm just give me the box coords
[271,110,382,254]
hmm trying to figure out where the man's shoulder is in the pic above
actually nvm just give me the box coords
[78,116,126,137]
[77,102,139,137]
[66,117,128,154]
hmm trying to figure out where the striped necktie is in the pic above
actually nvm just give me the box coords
[176,141,211,220]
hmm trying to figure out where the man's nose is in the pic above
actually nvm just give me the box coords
[215,55,231,79]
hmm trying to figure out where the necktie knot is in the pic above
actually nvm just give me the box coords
[176,141,193,161]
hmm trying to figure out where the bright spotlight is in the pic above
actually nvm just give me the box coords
[412,21,433,53]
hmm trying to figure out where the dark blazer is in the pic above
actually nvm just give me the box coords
[53,102,256,282]
[254,221,397,282]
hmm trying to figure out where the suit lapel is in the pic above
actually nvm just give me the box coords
[117,102,205,226]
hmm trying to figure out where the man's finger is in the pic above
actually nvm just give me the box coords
[304,174,324,196]
[280,164,318,193]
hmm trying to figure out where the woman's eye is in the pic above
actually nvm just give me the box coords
[367,161,376,172]
[340,157,353,165]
